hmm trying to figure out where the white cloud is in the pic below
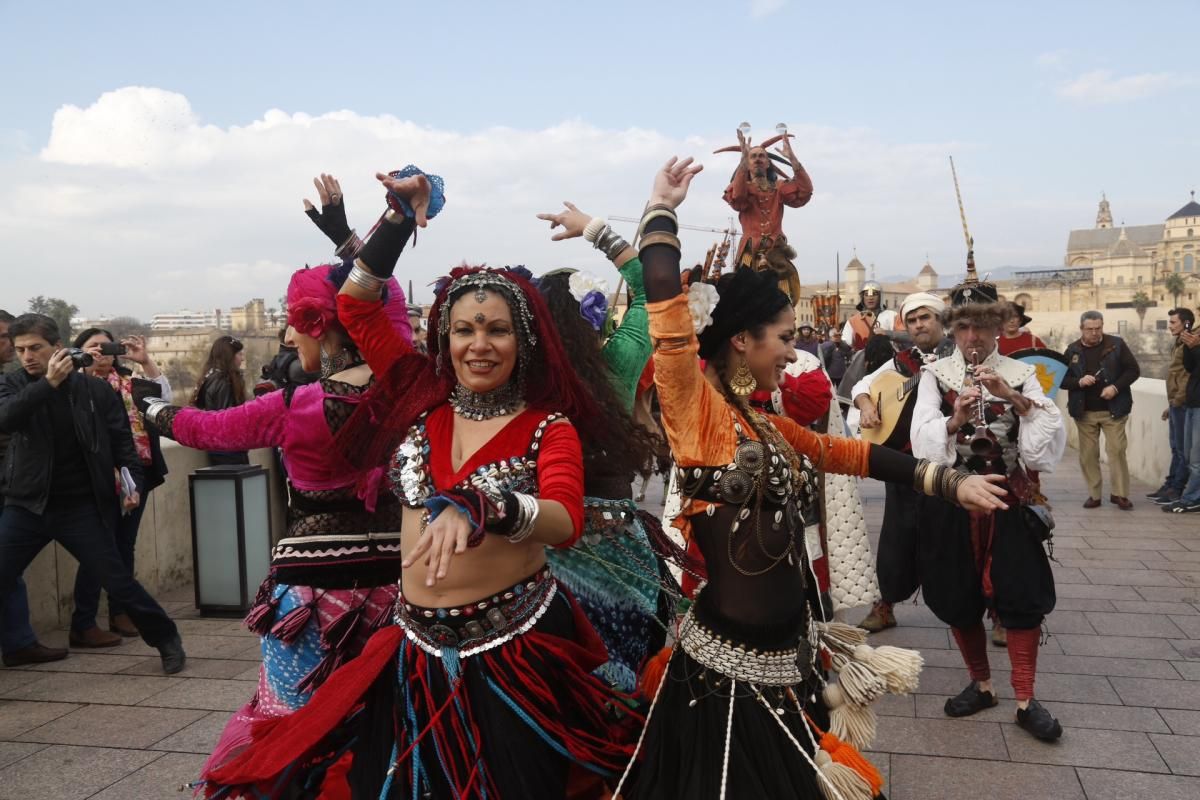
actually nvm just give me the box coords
[3,85,1062,321]
[750,0,786,19]
[1056,69,1192,104]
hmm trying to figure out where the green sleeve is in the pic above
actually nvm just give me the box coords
[602,257,652,412]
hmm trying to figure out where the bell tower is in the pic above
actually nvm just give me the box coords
[1096,193,1113,229]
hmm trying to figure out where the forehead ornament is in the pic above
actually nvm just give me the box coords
[474,313,486,324]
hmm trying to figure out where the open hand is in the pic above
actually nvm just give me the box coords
[649,156,704,211]
[956,474,1008,512]
[303,174,353,246]
[121,335,149,365]
[403,507,472,587]
[378,172,431,228]
[536,201,590,241]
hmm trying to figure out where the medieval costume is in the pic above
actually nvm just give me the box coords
[842,282,902,351]
[996,304,1046,356]
[145,262,412,797]
[912,290,1067,741]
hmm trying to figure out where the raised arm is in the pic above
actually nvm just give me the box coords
[145,389,288,452]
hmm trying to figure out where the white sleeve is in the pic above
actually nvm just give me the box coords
[842,320,855,344]
[850,360,897,405]
[153,373,174,404]
[1017,373,1066,473]
[911,369,956,466]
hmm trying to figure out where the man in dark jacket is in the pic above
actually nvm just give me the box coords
[0,314,185,673]
[0,310,68,667]
[1061,310,1140,510]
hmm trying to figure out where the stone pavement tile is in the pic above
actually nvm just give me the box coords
[1160,709,1200,736]
[1074,548,1165,562]
[233,664,260,681]
[88,751,208,800]
[0,669,44,697]
[0,743,160,800]
[913,648,975,669]
[1140,549,1200,564]
[1150,732,1200,776]
[1112,600,1200,615]
[137,677,252,711]
[1084,537,1185,551]
[1050,566,1090,584]
[1000,723,1168,772]
[5,672,182,705]
[863,625,950,650]
[1044,610,1098,635]
[1173,571,1200,587]
[1136,586,1200,603]
[1076,768,1200,800]
[1051,596,1115,612]
[1080,567,1182,587]
[1054,633,1183,659]
[1035,653,1180,679]
[888,754,1084,800]
[0,700,81,739]
[150,710,227,754]
[172,618,254,636]
[873,752,890,796]
[0,741,46,770]
[1168,615,1200,638]
[1111,676,1200,710]
[1173,661,1200,680]
[16,704,207,749]
[871,715,1007,759]
[1050,536,1092,551]
[1083,611,1187,638]
[120,656,257,680]
[888,604,946,628]
[914,694,1170,732]
[1056,582,1141,601]
[1170,640,1200,659]
[21,653,146,674]
[873,693,915,717]
[142,633,262,661]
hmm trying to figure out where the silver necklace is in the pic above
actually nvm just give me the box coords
[450,381,522,420]
[319,348,362,378]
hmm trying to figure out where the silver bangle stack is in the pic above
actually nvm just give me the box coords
[582,216,630,262]
[334,230,363,259]
[143,398,169,425]
[505,492,540,543]
[347,262,385,293]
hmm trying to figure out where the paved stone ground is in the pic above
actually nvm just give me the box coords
[2,454,1199,798]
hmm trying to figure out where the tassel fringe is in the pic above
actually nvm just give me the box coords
[814,749,874,800]
[829,654,887,706]
[851,644,923,695]
[823,683,878,750]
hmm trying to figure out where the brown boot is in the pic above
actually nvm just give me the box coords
[992,623,1007,647]
[858,601,897,633]
[108,613,138,637]
[69,626,122,648]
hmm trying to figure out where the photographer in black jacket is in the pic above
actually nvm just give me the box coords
[0,314,184,673]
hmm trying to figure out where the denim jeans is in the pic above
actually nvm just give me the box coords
[1167,405,1190,490]
[0,501,177,648]
[1181,407,1200,504]
[0,577,37,655]
[71,500,146,632]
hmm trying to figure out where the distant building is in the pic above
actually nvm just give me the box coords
[150,309,224,331]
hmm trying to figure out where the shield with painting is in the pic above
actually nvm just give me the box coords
[1010,347,1069,401]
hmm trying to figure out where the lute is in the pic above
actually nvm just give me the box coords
[859,370,922,448]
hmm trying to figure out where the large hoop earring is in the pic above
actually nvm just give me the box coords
[729,355,757,396]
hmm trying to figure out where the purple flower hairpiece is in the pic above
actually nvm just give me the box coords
[579,290,608,331]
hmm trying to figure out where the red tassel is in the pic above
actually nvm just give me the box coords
[297,651,344,695]
[367,599,394,631]
[320,604,365,654]
[244,598,280,635]
[271,601,316,644]
[639,646,674,699]
[316,750,353,800]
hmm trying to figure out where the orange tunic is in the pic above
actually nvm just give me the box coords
[649,295,870,539]
[723,168,813,266]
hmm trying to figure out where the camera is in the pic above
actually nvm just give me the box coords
[65,347,94,369]
[98,342,127,356]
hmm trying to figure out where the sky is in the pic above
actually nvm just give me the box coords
[1,0,1197,319]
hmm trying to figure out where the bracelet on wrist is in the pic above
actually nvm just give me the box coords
[348,263,386,293]
[639,231,682,252]
[335,230,363,259]
[583,217,607,244]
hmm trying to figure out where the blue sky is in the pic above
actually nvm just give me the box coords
[1,0,1196,317]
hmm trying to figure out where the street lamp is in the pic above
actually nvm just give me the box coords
[188,464,273,616]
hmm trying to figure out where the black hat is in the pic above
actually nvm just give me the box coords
[1011,303,1033,327]
[949,249,998,307]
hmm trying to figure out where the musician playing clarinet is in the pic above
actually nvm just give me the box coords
[911,276,1067,743]
[852,291,951,633]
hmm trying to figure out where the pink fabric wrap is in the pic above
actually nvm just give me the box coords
[171,384,358,492]
[286,263,413,344]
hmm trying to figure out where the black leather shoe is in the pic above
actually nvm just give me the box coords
[158,635,186,675]
[944,682,999,717]
[2,642,69,667]
[1016,699,1063,741]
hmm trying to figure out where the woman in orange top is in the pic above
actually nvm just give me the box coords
[614,158,1008,800]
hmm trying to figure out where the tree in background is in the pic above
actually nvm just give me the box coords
[105,316,149,340]
[1165,272,1186,310]
[1130,291,1152,330]
[27,296,78,342]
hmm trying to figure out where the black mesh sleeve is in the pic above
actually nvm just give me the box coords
[867,443,919,487]
[641,214,685,304]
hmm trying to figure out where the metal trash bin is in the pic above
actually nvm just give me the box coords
[188,464,272,616]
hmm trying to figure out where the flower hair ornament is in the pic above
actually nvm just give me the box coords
[688,280,719,334]
[567,271,610,332]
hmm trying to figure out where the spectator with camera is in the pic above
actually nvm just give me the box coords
[68,328,172,644]
[0,314,184,673]
[0,309,69,667]
[192,335,249,466]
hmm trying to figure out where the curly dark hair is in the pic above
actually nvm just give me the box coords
[537,271,660,482]
[863,333,897,374]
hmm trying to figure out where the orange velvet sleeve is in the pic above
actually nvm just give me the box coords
[648,295,739,467]
[771,414,871,477]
